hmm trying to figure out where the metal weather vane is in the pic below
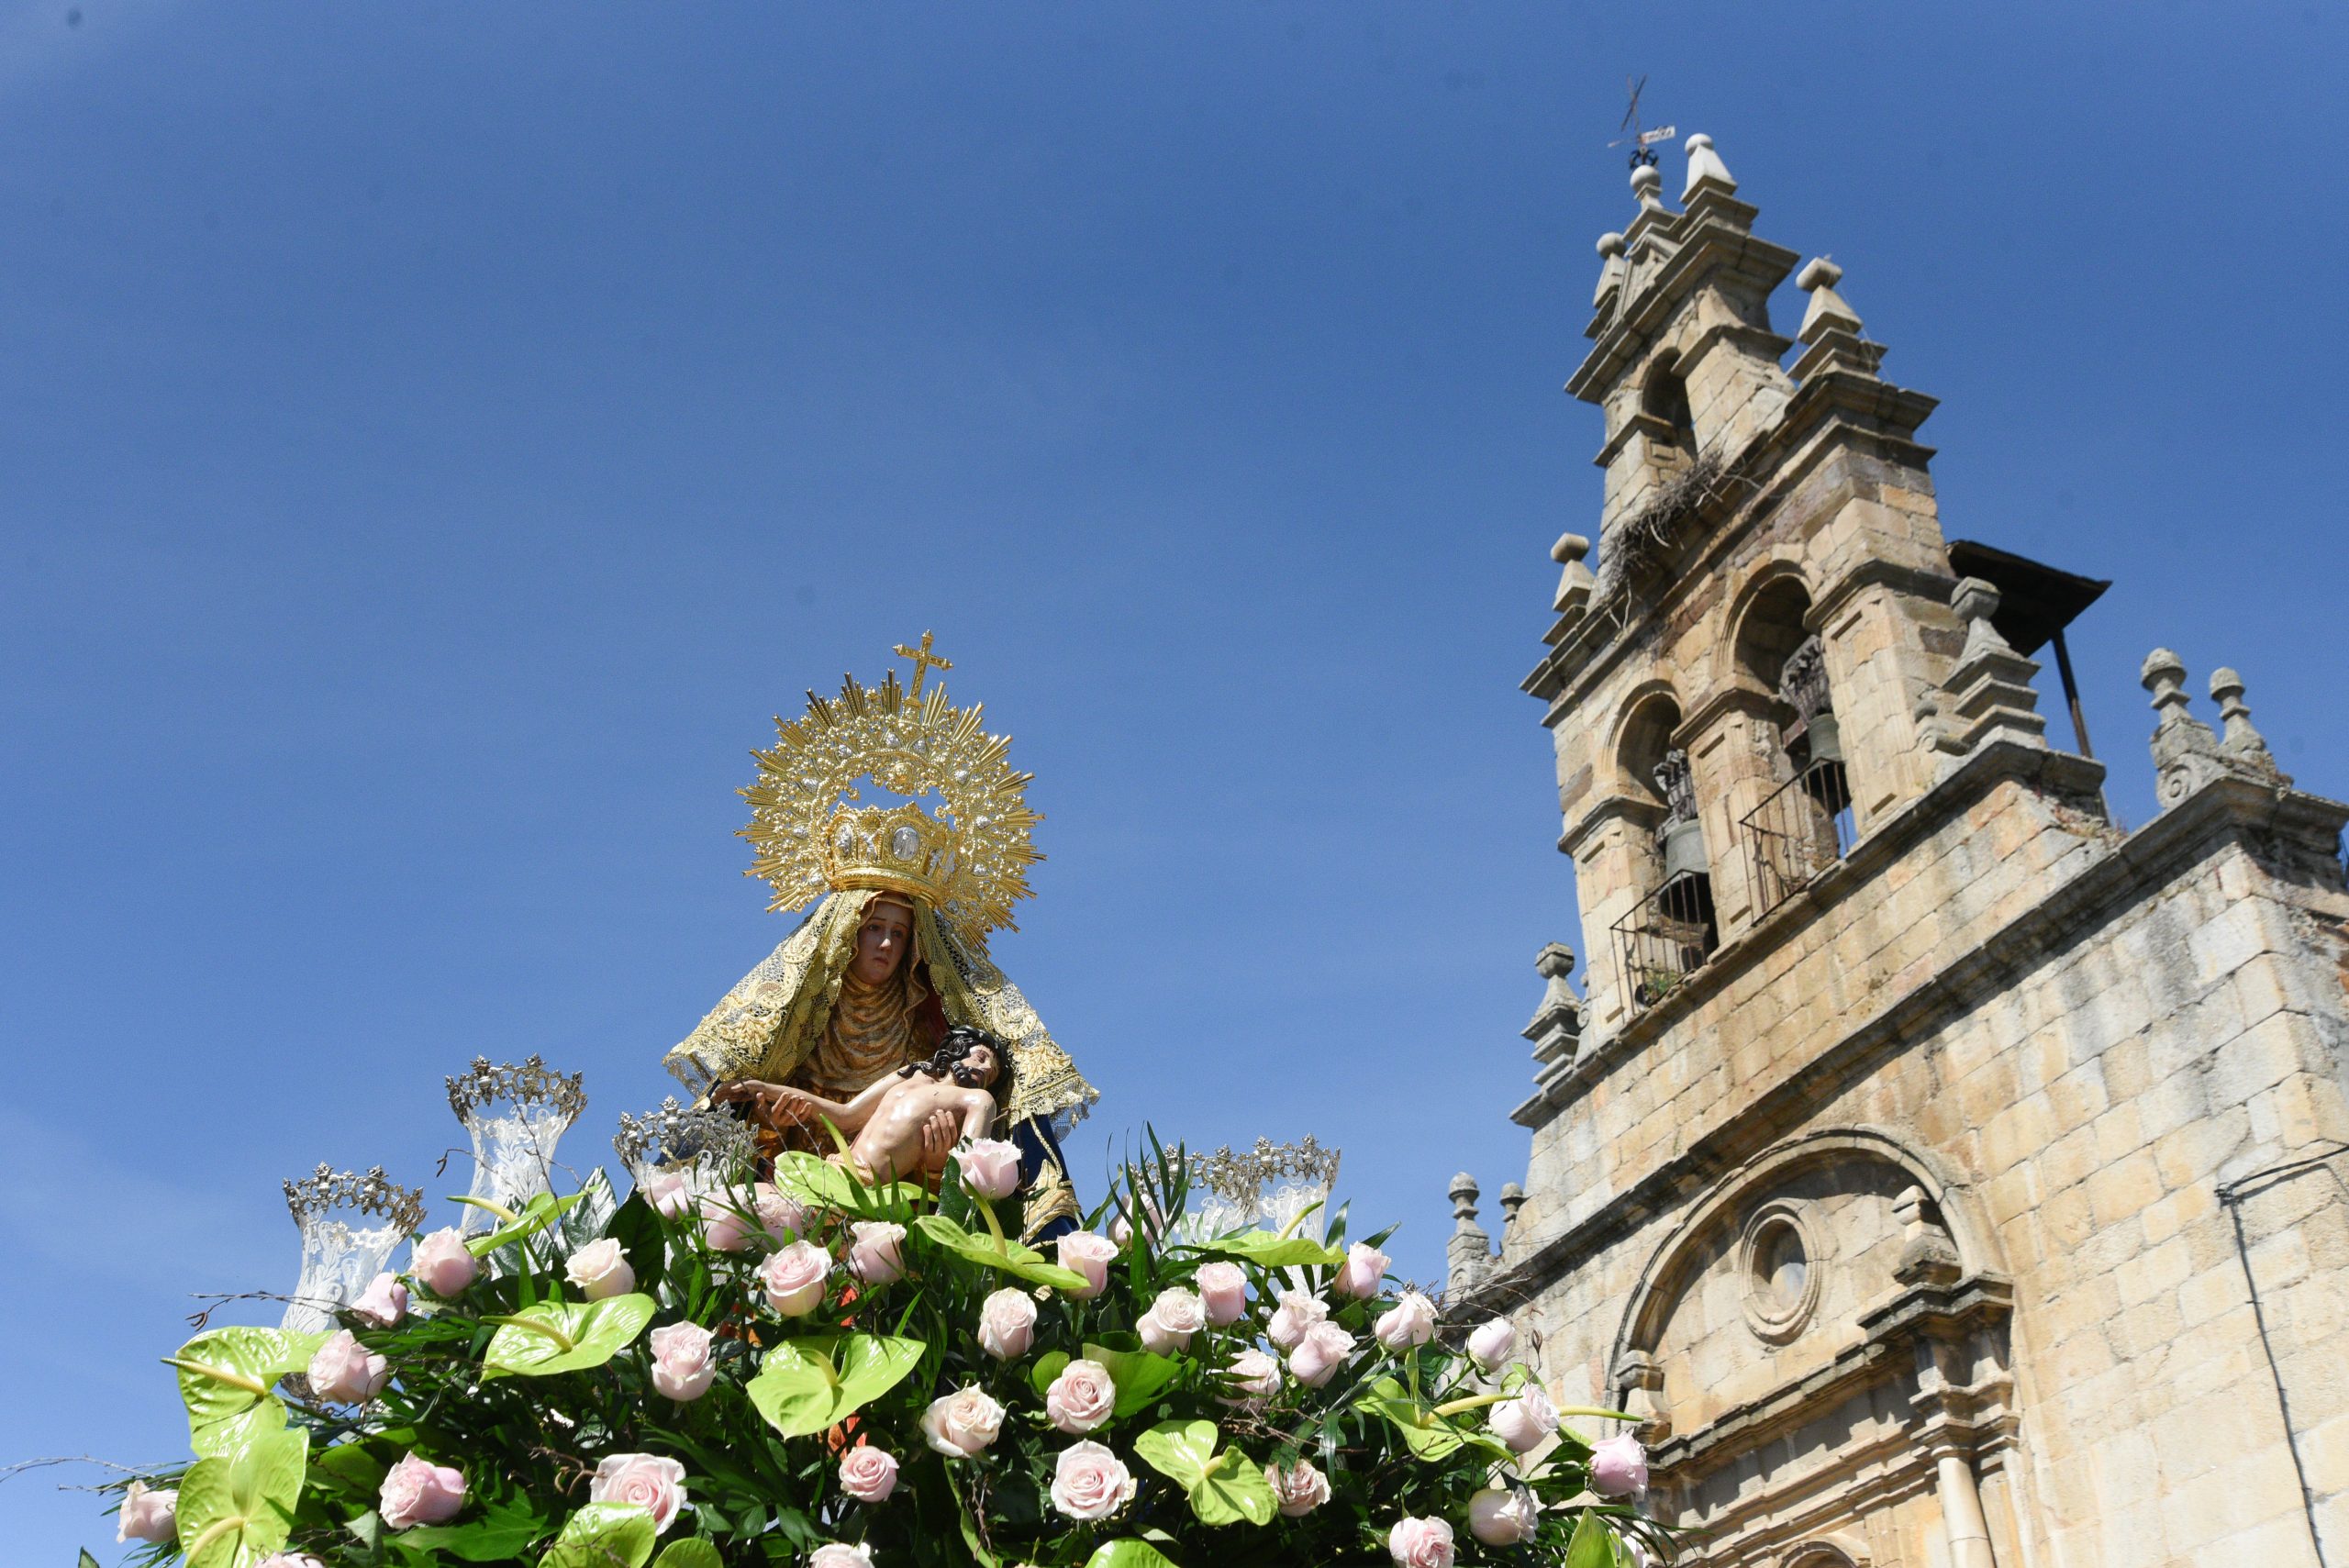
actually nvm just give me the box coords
[1608,74,1676,169]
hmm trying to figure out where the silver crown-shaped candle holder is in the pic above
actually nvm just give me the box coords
[279,1164,427,1337]
[446,1056,586,1235]
[613,1097,757,1193]
[1182,1136,1344,1241]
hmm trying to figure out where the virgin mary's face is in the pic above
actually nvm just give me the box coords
[852,899,915,986]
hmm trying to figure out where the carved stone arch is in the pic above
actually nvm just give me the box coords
[1607,1126,2004,1403]
[1713,555,1818,692]
[1606,678,1687,805]
[1783,1534,1872,1567]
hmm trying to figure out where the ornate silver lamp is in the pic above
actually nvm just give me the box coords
[446,1056,586,1235]
[1184,1136,1343,1240]
[279,1164,427,1336]
[613,1096,757,1194]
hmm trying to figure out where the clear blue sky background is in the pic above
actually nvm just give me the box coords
[4,2,2343,1555]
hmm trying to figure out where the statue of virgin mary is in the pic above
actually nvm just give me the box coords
[663,639,1096,1241]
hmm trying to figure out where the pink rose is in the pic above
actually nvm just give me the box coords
[1220,1347,1282,1407]
[846,1221,907,1284]
[258,1555,328,1568]
[1265,1458,1330,1518]
[1488,1384,1559,1454]
[565,1238,637,1301]
[307,1329,390,1405]
[1044,1358,1118,1434]
[1287,1321,1356,1388]
[1589,1432,1649,1496]
[754,1181,811,1242]
[952,1138,1023,1200]
[639,1168,696,1220]
[1468,1485,1540,1546]
[809,1545,874,1568]
[1334,1241,1391,1300]
[351,1272,408,1328]
[1265,1288,1329,1351]
[1375,1290,1438,1351]
[1466,1316,1515,1373]
[1388,1514,1456,1568]
[379,1451,467,1529]
[1054,1231,1119,1298]
[762,1240,833,1317]
[1108,1209,1132,1248]
[700,1188,759,1253]
[589,1452,687,1535]
[411,1229,479,1298]
[116,1479,176,1544]
[920,1385,1006,1458]
[1194,1261,1247,1325]
[649,1321,716,1401]
[1049,1440,1137,1521]
[838,1444,899,1504]
[1137,1286,1205,1353]
[976,1287,1038,1360]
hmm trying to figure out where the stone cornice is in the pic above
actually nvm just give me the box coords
[1496,764,2343,1292]
[1557,794,1665,862]
[1568,221,1801,404]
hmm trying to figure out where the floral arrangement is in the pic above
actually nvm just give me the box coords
[105,1130,1664,1568]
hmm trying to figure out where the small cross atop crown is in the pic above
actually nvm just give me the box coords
[893,630,954,696]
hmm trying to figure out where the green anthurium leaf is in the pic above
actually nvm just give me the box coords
[540,1502,657,1568]
[744,1334,925,1438]
[1029,1349,1073,1399]
[651,1540,725,1568]
[914,1213,1092,1293]
[176,1424,307,1568]
[1131,1419,1220,1490]
[481,1294,654,1379]
[462,1191,588,1258]
[166,1327,323,1458]
[1080,1341,1185,1418]
[770,1151,921,1221]
[1085,1538,1182,1568]
[1566,1509,1612,1568]
[1189,1229,1341,1269]
[79,1551,101,1568]
[1359,1396,1473,1462]
[1187,1448,1275,1528]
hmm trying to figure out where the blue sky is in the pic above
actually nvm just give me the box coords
[4,2,2343,1555]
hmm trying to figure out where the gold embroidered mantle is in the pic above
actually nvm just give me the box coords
[663,887,1096,1135]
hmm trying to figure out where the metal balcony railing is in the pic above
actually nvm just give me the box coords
[1741,758,1855,920]
[1612,872,1719,1015]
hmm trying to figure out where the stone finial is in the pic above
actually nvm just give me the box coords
[2209,667,2290,784]
[2142,649,2228,807]
[1681,132,1737,202]
[1791,256,1885,382]
[1892,1184,1962,1288]
[1937,577,2046,754]
[1549,534,1596,620]
[1594,232,1628,313]
[1524,940,1586,1084]
[1446,1173,1495,1294]
[1631,162,1666,215]
[1796,257,1864,342]
[1498,1182,1527,1238]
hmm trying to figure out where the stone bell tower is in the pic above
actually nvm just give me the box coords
[1450,136,2349,1568]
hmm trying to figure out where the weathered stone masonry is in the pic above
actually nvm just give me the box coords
[1447,137,2349,1568]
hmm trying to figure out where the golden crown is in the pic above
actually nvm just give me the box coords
[740,634,1041,947]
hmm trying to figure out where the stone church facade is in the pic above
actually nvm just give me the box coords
[1446,136,2349,1567]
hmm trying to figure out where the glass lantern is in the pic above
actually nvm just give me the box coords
[279,1164,428,1337]
[445,1056,587,1235]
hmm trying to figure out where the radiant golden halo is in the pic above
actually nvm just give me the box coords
[739,639,1041,949]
